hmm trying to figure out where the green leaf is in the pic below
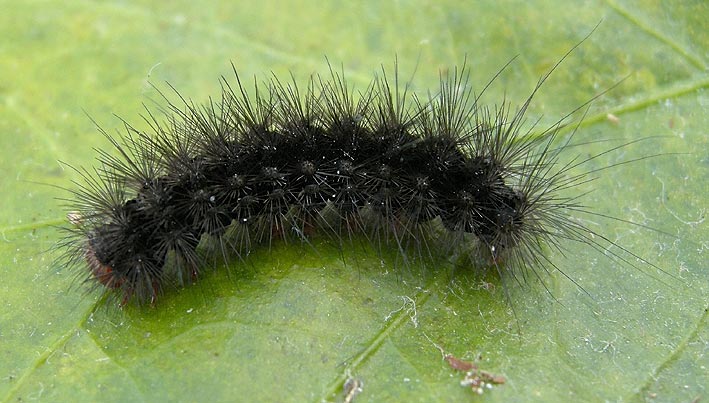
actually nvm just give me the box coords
[1,1,706,402]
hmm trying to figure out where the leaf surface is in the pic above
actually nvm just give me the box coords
[1,1,707,402]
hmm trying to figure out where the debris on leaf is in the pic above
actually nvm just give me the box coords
[445,354,506,395]
[343,377,363,403]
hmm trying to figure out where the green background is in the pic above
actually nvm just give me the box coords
[1,1,707,402]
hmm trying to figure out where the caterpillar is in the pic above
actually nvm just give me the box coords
[57,43,674,306]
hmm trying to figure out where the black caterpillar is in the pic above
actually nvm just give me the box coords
[59,48,662,305]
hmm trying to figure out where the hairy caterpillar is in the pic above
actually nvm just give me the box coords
[57,42,676,306]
